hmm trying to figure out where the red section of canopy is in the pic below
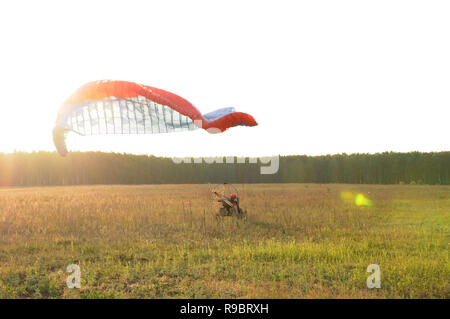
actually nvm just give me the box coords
[58,80,257,132]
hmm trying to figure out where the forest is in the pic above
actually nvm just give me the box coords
[0,151,448,186]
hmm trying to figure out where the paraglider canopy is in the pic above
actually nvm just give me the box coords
[53,80,258,156]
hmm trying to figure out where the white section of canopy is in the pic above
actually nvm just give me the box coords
[55,96,198,136]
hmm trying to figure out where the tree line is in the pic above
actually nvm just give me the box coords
[0,151,448,186]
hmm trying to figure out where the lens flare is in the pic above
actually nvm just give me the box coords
[340,191,373,207]
[354,193,372,206]
[340,191,354,202]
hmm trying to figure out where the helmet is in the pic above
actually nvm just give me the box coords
[230,193,237,199]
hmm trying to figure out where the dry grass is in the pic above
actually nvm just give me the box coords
[0,184,448,298]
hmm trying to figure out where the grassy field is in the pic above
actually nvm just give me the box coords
[0,184,448,298]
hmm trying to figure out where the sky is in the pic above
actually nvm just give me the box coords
[0,0,449,158]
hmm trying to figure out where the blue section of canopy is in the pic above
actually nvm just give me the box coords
[202,107,236,122]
